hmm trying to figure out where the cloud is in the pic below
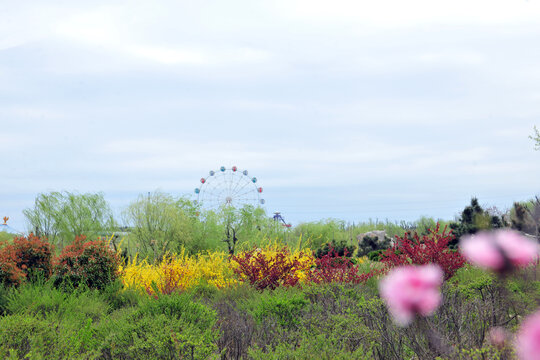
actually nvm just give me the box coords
[273,0,540,28]
[1,0,540,230]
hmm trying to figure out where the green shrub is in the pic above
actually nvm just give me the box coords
[4,281,67,316]
[97,293,219,359]
[100,280,142,311]
[367,249,384,261]
[314,239,355,259]
[357,235,390,257]
[0,284,9,315]
[248,332,374,360]
[0,313,57,359]
[249,288,308,329]
[52,236,120,290]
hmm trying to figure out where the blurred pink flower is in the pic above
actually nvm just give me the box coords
[515,310,540,360]
[489,326,507,348]
[460,230,539,272]
[379,264,443,326]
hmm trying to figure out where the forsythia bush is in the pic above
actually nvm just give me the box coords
[121,249,237,295]
[121,245,318,294]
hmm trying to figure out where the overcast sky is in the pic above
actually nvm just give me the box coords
[1,0,539,231]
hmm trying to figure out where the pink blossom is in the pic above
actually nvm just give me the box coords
[515,310,540,360]
[379,264,443,326]
[489,327,507,348]
[460,230,539,272]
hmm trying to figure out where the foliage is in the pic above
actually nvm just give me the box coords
[121,249,237,295]
[52,235,121,290]
[293,219,352,250]
[510,196,540,238]
[23,191,115,247]
[0,265,537,359]
[0,232,14,242]
[449,197,506,248]
[123,191,203,261]
[7,234,53,281]
[368,249,385,262]
[530,125,540,150]
[378,223,466,280]
[218,205,271,255]
[249,288,309,329]
[248,332,374,360]
[98,292,219,359]
[0,245,25,287]
[358,234,391,257]
[231,246,313,291]
[314,239,356,258]
[0,282,110,359]
[307,248,369,284]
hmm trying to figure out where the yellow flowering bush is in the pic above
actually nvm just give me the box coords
[120,249,237,295]
[120,244,371,295]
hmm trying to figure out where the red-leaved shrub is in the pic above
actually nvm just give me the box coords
[10,234,54,281]
[307,248,370,284]
[53,235,121,289]
[231,247,302,291]
[0,244,25,287]
[379,223,465,280]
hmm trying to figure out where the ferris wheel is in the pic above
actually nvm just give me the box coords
[194,166,265,210]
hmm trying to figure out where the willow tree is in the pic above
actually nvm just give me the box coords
[23,191,115,248]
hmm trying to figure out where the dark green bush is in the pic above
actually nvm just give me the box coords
[314,240,355,259]
[449,197,506,247]
[367,249,385,262]
[357,235,391,257]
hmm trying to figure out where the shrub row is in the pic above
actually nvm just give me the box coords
[0,234,120,290]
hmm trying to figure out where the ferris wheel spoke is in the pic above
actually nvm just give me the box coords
[229,173,242,195]
[231,181,251,197]
[202,182,220,198]
[228,171,234,195]
[230,175,248,195]
[235,187,258,198]
[233,199,259,203]
[202,188,221,201]
[208,178,227,197]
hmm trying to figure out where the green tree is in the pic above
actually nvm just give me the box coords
[213,204,268,255]
[123,192,210,260]
[510,197,540,238]
[23,191,115,248]
[449,197,506,248]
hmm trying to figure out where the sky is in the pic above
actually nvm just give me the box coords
[1,0,540,232]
